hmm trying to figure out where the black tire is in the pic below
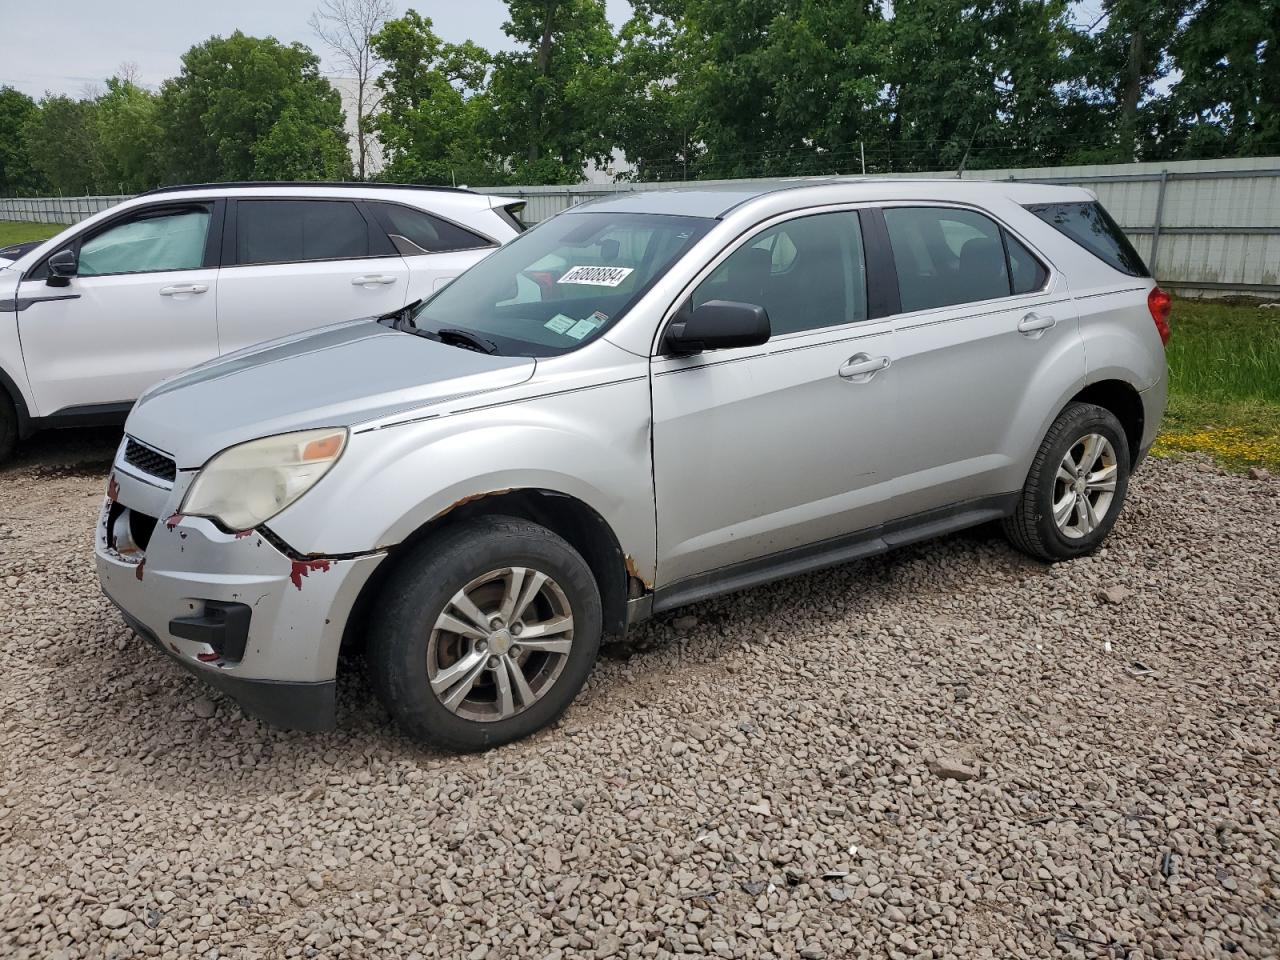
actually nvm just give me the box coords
[0,393,16,465]
[1003,402,1131,562]
[367,515,602,752]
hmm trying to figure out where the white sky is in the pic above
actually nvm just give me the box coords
[0,0,634,98]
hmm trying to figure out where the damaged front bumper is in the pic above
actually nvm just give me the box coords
[94,454,384,731]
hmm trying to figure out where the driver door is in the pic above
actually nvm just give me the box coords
[15,201,221,416]
[651,209,899,590]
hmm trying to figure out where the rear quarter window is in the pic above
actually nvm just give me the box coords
[1024,201,1149,278]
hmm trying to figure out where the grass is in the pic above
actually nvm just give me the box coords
[1153,298,1280,472]
[0,221,64,247]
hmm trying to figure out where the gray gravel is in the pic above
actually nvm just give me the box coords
[2,431,1278,959]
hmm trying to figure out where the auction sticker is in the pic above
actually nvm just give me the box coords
[558,265,634,287]
[544,313,577,334]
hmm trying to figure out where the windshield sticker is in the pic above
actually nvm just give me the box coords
[544,313,577,334]
[564,316,606,340]
[557,265,634,287]
[589,309,609,323]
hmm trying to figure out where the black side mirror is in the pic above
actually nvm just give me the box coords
[665,299,770,355]
[46,249,78,287]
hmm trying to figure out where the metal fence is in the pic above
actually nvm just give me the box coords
[4,156,1278,296]
[475,156,1280,298]
[0,195,130,224]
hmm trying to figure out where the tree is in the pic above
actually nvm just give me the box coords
[156,31,351,183]
[487,0,618,183]
[310,0,394,179]
[372,11,505,185]
[0,87,43,195]
[23,95,104,194]
[1169,0,1280,157]
[610,1,696,181]
[95,74,162,192]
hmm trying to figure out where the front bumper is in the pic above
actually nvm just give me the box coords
[94,459,384,730]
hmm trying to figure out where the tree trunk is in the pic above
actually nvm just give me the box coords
[1120,28,1144,161]
[356,71,367,180]
[529,4,555,165]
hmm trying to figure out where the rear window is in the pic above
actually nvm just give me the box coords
[370,203,492,255]
[236,199,370,265]
[1025,201,1149,278]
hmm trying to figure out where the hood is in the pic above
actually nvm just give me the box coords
[127,319,535,468]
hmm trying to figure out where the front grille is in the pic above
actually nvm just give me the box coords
[123,438,177,483]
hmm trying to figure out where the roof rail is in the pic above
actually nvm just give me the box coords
[138,181,475,197]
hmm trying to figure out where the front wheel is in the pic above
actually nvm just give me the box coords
[367,516,602,752]
[1003,402,1131,562]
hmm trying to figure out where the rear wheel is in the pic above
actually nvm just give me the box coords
[1004,402,1131,562]
[367,516,602,752]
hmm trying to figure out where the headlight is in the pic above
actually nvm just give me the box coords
[181,428,347,532]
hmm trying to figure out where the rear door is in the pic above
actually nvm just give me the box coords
[215,197,410,354]
[14,201,221,416]
[878,204,1082,515]
[364,201,500,303]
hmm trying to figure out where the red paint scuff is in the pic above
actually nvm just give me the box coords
[134,559,146,581]
[196,652,221,663]
[164,512,184,531]
[234,529,254,539]
[289,559,332,590]
[106,474,120,503]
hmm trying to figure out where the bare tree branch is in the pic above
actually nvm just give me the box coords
[310,0,394,179]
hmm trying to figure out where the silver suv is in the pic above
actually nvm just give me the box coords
[95,179,1169,751]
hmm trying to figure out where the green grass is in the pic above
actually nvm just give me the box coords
[1153,298,1280,471]
[0,221,64,247]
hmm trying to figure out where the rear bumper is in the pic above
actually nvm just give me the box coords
[1135,373,1168,471]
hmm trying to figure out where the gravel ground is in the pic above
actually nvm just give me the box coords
[1,429,1278,960]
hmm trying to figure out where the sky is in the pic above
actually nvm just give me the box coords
[0,0,635,99]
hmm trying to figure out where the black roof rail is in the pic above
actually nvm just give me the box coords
[138,181,476,197]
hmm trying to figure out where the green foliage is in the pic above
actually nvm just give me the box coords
[371,12,505,185]
[0,87,44,195]
[3,2,1277,196]
[155,31,351,183]
[95,78,162,192]
[22,95,103,195]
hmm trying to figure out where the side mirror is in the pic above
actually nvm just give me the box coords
[46,249,78,287]
[665,299,770,355]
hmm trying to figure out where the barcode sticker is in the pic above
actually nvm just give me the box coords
[557,265,634,287]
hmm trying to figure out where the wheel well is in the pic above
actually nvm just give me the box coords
[340,489,637,657]
[1071,380,1144,462]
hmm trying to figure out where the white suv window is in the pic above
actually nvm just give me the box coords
[78,207,210,276]
[236,199,370,265]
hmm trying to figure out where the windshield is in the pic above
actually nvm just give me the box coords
[411,211,714,356]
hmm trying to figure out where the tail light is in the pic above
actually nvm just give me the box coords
[1148,287,1172,346]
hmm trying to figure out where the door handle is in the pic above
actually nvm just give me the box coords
[838,353,891,381]
[158,283,208,296]
[1017,311,1057,335]
[352,275,398,286]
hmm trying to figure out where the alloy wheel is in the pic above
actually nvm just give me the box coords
[1052,433,1118,539]
[426,567,575,722]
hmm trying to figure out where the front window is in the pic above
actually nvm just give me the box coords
[411,212,714,356]
[77,206,210,276]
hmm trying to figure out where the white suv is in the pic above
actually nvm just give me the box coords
[0,182,523,461]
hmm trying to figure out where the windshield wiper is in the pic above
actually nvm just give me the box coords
[377,298,423,332]
[434,328,500,355]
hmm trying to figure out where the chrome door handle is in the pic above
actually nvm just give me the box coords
[1017,312,1056,335]
[159,283,208,296]
[838,353,891,381]
[352,275,398,286]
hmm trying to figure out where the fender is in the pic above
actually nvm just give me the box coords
[266,376,658,585]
